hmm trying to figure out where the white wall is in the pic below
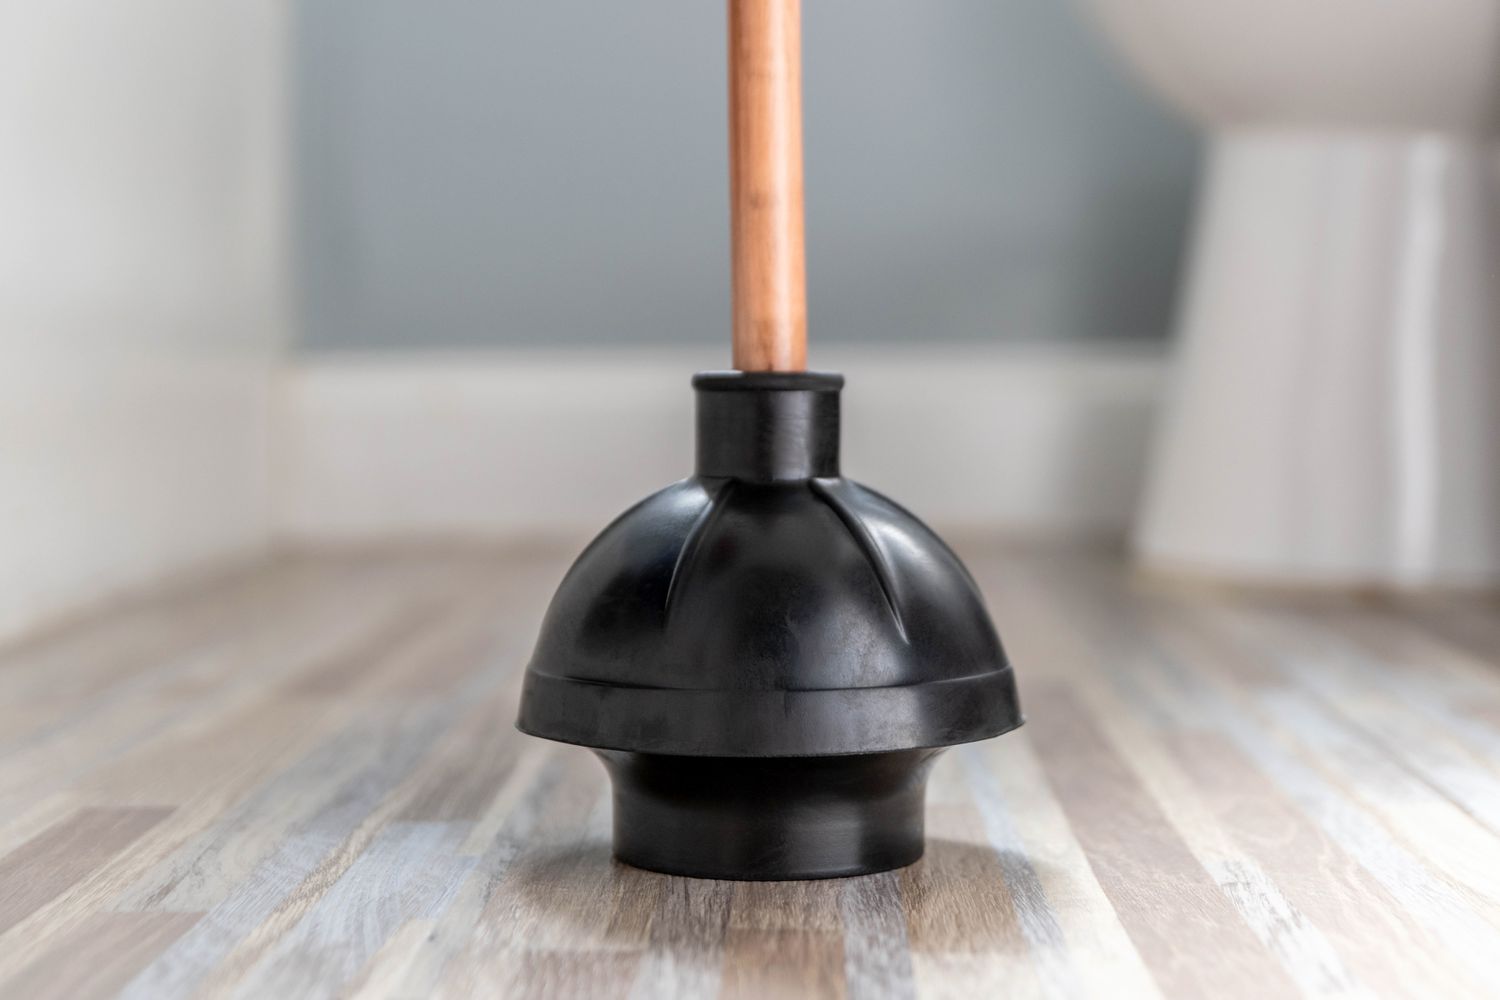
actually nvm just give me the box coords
[0,1,291,641]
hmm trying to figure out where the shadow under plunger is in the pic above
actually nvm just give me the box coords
[516,0,1023,880]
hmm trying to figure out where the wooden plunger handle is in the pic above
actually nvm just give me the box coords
[728,0,807,372]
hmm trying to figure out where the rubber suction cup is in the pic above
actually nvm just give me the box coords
[517,372,1022,880]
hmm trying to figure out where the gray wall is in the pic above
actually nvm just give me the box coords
[296,0,1199,351]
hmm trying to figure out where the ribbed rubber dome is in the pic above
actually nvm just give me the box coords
[518,463,1021,757]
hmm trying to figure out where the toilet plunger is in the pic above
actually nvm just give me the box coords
[516,0,1022,880]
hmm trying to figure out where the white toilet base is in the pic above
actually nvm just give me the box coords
[1136,130,1500,586]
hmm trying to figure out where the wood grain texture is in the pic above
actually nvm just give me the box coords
[0,808,170,936]
[728,0,807,372]
[0,543,1497,998]
[3,911,201,1000]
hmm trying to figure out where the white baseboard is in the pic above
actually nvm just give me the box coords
[275,344,1165,542]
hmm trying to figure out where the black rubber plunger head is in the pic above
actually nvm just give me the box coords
[517,371,1022,879]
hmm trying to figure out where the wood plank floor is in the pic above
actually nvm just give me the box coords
[1,543,1498,999]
